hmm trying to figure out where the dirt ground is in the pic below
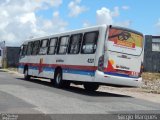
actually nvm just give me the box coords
[141,72,160,94]
[98,86,160,104]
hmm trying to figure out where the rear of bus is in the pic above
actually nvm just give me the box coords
[96,25,144,87]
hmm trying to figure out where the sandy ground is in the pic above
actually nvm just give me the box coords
[98,86,160,104]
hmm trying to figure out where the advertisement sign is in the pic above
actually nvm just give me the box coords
[108,28,143,56]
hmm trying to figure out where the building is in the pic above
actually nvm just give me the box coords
[2,47,20,68]
[144,35,160,72]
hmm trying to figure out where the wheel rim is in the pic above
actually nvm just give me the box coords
[56,73,61,84]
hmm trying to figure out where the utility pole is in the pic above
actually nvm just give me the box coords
[0,41,6,68]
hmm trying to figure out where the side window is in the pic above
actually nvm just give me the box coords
[48,38,58,55]
[0,50,1,56]
[26,42,33,55]
[57,36,69,54]
[39,39,48,55]
[68,33,82,54]
[32,41,40,55]
[81,31,99,54]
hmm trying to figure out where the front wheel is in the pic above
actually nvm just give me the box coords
[24,69,31,80]
[54,71,64,88]
[83,83,99,91]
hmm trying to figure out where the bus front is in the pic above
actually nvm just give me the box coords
[97,26,144,87]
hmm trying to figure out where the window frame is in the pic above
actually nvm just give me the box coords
[31,40,40,55]
[81,31,99,54]
[39,39,49,55]
[57,35,69,55]
[47,37,58,55]
[68,33,83,54]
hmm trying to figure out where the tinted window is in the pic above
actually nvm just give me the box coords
[81,31,99,54]
[0,50,1,56]
[48,38,58,55]
[41,40,48,47]
[26,42,33,55]
[32,41,40,55]
[39,39,48,55]
[21,45,27,56]
[57,36,69,54]
[68,34,82,54]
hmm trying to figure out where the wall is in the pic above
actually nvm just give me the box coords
[5,47,20,67]
[144,35,160,72]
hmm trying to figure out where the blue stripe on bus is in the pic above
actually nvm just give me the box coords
[63,69,95,76]
[29,66,38,70]
[19,65,95,76]
[104,72,139,78]
[43,67,55,72]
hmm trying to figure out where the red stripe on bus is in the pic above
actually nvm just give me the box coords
[19,62,98,71]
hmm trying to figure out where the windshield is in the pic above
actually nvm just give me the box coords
[108,27,143,56]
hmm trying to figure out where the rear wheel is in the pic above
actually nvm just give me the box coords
[24,69,31,80]
[83,83,99,91]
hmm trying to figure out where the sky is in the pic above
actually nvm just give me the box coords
[0,0,160,46]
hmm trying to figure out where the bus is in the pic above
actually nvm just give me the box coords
[18,25,144,91]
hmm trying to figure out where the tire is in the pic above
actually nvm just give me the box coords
[54,70,64,88]
[24,69,31,80]
[83,83,99,91]
[53,69,70,88]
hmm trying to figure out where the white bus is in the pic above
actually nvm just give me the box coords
[18,25,144,91]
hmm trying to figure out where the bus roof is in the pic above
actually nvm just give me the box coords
[22,24,143,44]
[23,24,106,43]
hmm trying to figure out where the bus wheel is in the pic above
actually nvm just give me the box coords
[83,83,99,91]
[54,70,64,88]
[24,69,30,80]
